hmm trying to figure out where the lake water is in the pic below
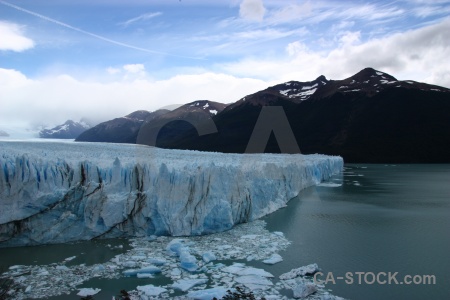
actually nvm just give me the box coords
[1,164,449,299]
[261,164,450,300]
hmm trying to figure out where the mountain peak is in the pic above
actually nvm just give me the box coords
[268,76,329,102]
[177,100,227,116]
[0,130,9,137]
[352,67,397,81]
[39,120,91,139]
[316,75,327,82]
[125,110,151,121]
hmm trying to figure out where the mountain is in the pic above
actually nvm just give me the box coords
[39,120,91,139]
[154,68,450,163]
[76,101,227,145]
[138,100,228,147]
[76,110,170,144]
[0,130,9,137]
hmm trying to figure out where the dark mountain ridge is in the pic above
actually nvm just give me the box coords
[76,109,170,143]
[154,68,450,163]
[77,100,227,145]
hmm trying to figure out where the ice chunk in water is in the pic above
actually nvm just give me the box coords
[123,266,161,276]
[235,275,273,291]
[77,288,101,297]
[202,251,217,263]
[280,263,319,280]
[179,249,199,272]
[187,287,228,300]
[263,253,283,265]
[136,285,167,297]
[172,278,209,292]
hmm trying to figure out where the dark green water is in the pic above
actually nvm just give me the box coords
[1,164,449,300]
[261,164,450,300]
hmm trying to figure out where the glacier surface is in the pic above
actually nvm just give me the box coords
[0,141,343,247]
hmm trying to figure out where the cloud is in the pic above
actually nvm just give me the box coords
[106,67,121,75]
[0,21,34,52]
[286,41,308,57]
[239,0,266,22]
[0,1,198,59]
[0,68,269,131]
[219,18,450,87]
[118,12,162,27]
[192,27,308,55]
[123,64,145,74]
[338,31,361,46]
[267,1,312,24]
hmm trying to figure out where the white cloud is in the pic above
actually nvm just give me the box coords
[220,18,450,87]
[192,27,308,55]
[123,64,145,74]
[267,1,312,24]
[0,21,34,52]
[286,41,308,57]
[118,12,162,27]
[338,31,361,46]
[106,67,121,75]
[0,69,269,131]
[239,0,266,22]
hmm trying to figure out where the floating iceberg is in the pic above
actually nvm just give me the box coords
[279,263,320,280]
[186,287,228,300]
[201,251,216,263]
[122,266,161,277]
[262,253,283,265]
[76,288,101,297]
[136,284,167,297]
[0,141,343,246]
[2,220,344,300]
[235,275,273,291]
[172,278,208,292]
[293,282,317,299]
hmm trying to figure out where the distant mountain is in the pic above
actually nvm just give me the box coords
[39,120,91,139]
[75,110,170,144]
[159,104,183,111]
[0,130,9,137]
[155,68,450,163]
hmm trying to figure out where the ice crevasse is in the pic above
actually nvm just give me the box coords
[0,141,343,247]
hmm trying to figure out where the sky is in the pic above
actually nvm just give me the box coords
[1,0,450,133]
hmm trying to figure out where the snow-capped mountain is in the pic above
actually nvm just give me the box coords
[0,130,9,137]
[228,67,448,107]
[39,120,92,139]
[268,75,329,101]
[73,67,450,162]
[159,68,450,163]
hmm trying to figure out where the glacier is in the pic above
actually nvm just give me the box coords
[0,141,343,247]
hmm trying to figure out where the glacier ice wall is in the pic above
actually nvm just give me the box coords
[0,141,343,247]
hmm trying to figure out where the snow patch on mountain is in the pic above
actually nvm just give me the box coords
[39,120,91,139]
[301,83,318,90]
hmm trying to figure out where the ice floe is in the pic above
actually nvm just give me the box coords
[77,287,101,297]
[263,253,283,265]
[1,220,344,299]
